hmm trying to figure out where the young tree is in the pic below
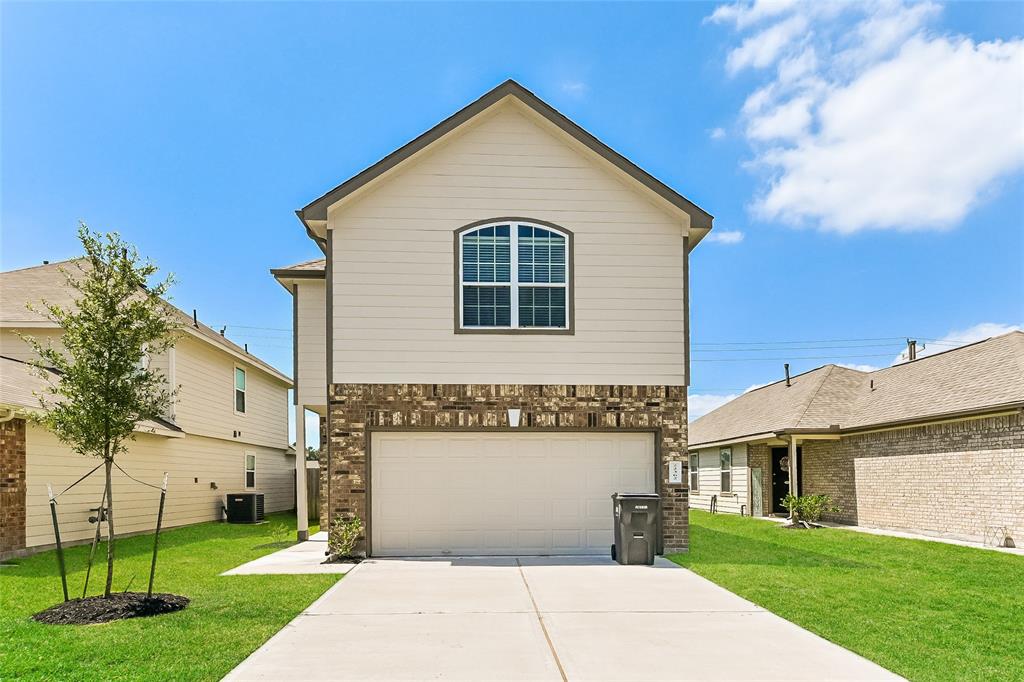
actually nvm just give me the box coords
[21,224,178,598]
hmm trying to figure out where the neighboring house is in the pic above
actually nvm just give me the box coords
[688,332,1024,546]
[272,79,713,556]
[0,260,295,559]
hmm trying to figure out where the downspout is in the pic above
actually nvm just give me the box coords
[0,407,16,423]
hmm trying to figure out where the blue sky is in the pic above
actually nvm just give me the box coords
[2,2,1022,441]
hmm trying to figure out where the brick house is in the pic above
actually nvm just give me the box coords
[687,331,1024,546]
[272,80,713,556]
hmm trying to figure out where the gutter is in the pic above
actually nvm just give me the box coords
[295,210,328,255]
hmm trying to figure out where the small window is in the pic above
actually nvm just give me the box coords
[458,221,570,331]
[688,453,699,492]
[245,454,256,488]
[234,367,246,414]
[720,447,732,493]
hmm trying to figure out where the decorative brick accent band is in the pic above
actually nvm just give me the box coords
[327,384,689,554]
[0,418,27,559]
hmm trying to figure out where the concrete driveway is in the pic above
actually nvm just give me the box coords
[224,556,900,681]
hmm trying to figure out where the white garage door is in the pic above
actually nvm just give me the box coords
[370,431,656,556]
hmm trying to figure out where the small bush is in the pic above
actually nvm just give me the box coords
[328,515,363,557]
[782,494,840,523]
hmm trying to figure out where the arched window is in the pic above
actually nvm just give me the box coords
[457,220,572,332]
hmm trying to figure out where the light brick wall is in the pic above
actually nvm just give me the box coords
[801,413,1023,543]
[0,418,27,558]
[747,443,772,516]
[327,384,689,555]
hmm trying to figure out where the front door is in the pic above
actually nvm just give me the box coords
[770,446,802,514]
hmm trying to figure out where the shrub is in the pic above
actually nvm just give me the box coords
[782,494,840,524]
[328,515,363,557]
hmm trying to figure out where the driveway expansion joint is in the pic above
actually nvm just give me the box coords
[516,558,569,682]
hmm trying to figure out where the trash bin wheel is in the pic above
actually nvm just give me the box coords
[610,544,616,561]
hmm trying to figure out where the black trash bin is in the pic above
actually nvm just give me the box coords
[611,493,659,565]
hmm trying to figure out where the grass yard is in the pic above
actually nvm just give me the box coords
[670,511,1024,682]
[0,514,339,681]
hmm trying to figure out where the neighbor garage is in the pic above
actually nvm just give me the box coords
[370,431,656,556]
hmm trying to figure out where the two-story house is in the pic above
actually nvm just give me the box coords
[274,80,712,556]
[0,260,295,558]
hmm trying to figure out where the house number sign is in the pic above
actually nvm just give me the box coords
[668,461,683,484]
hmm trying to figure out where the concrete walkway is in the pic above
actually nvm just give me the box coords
[224,556,900,681]
[222,532,355,576]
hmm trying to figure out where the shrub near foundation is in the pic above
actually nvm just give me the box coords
[327,516,364,563]
[782,493,840,525]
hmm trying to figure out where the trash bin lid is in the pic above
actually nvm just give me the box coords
[611,492,660,500]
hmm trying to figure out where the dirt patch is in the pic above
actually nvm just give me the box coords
[323,555,364,565]
[32,592,189,625]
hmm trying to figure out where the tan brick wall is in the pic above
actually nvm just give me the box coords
[801,413,1024,542]
[318,414,328,529]
[0,418,27,558]
[327,384,689,554]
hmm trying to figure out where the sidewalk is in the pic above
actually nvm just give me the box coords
[222,531,357,575]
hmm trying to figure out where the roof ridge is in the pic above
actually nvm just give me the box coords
[870,330,1021,372]
[1,257,81,274]
[791,364,836,429]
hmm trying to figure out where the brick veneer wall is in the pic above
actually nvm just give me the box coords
[801,412,1024,542]
[318,415,328,528]
[327,383,689,555]
[0,418,27,558]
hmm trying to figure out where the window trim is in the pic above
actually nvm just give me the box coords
[453,217,574,335]
[720,446,732,494]
[244,453,256,489]
[688,453,699,493]
[233,365,247,416]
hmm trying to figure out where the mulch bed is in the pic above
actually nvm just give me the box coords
[32,592,189,625]
[323,554,364,565]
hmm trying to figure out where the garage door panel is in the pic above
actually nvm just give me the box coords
[371,432,655,556]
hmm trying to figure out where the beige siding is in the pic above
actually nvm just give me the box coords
[0,327,63,361]
[689,444,752,515]
[173,336,289,449]
[24,423,294,548]
[328,102,687,385]
[295,281,327,407]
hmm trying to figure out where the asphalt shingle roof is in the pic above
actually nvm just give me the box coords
[689,331,1024,446]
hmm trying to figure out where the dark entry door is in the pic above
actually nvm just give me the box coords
[770,446,802,514]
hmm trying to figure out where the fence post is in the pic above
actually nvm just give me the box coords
[147,473,168,598]
[47,484,69,602]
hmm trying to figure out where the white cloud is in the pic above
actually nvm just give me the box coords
[892,322,1021,364]
[726,15,808,74]
[837,362,882,372]
[689,383,767,421]
[689,392,739,420]
[710,1,1024,233]
[706,230,745,244]
[708,0,800,30]
[560,80,589,97]
[709,127,727,140]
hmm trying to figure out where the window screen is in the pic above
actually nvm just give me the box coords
[245,454,255,488]
[720,447,732,493]
[235,367,246,414]
[460,222,569,330]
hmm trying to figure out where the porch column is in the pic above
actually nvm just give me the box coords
[295,404,309,541]
[788,436,799,505]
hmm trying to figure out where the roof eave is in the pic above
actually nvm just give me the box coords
[297,79,713,236]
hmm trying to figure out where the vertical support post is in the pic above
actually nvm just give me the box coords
[147,473,169,598]
[294,404,309,541]
[47,484,69,602]
[789,436,799,500]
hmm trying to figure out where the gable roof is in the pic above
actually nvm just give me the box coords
[296,79,713,249]
[0,356,184,437]
[0,260,291,385]
[689,331,1024,447]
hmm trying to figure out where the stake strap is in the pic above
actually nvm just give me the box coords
[52,461,104,501]
[113,461,164,490]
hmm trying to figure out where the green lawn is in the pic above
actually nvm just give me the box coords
[0,514,340,681]
[670,511,1024,682]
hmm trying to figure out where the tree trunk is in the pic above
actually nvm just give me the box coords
[103,458,115,598]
